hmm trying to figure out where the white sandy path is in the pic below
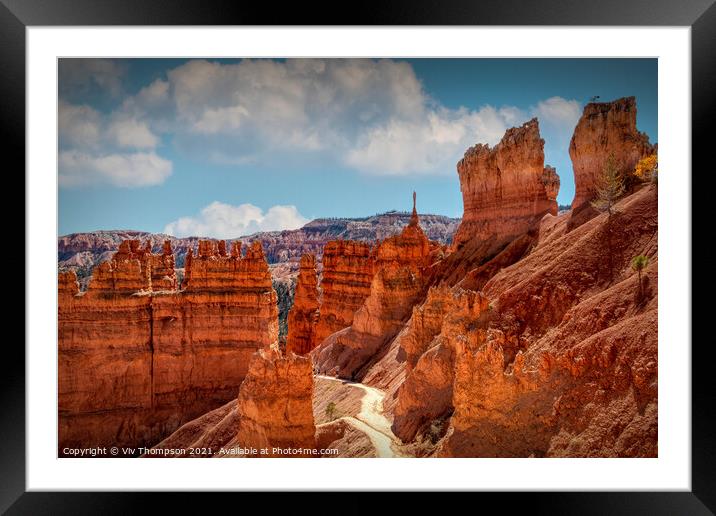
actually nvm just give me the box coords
[317,374,404,458]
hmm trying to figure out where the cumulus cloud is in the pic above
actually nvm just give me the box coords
[346,106,525,175]
[58,101,102,149]
[59,59,583,184]
[59,150,172,188]
[106,117,160,149]
[58,99,168,187]
[163,202,309,239]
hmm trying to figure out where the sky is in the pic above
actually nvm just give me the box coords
[58,58,657,238]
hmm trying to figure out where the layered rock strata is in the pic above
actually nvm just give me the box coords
[286,254,320,355]
[452,118,558,250]
[313,240,375,345]
[58,238,278,454]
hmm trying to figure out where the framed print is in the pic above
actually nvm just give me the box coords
[7,0,712,511]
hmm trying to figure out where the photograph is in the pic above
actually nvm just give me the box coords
[56,57,659,459]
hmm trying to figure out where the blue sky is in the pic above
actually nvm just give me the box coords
[58,58,657,238]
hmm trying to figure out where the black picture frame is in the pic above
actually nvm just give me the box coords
[5,0,711,512]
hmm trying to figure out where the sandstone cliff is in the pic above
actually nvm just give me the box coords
[392,286,490,442]
[58,238,278,454]
[286,254,320,355]
[452,118,557,250]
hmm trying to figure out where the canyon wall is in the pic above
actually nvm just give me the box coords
[286,254,320,355]
[569,96,655,212]
[452,118,558,250]
[58,239,278,454]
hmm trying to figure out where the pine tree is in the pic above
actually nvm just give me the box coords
[591,153,625,216]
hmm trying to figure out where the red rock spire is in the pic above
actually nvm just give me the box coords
[409,191,419,227]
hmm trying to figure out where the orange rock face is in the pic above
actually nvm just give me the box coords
[392,286,490,442]
[58,270,80,297]
[452,118,558,250]
[234,348,316,456]
[569,96,655,210]
[313,240,375,345]
[58,238,278,454]
[286,254,320,355]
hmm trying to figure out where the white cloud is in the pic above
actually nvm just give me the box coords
[58,101,102,149]
[193,105,250,134]
[59,150,172,188]
[106,117,160,148]
[164,202,309,239]
[59,98,167,187]
[59,59,584,183]
[530,96,582,142]
[346,105,527,175]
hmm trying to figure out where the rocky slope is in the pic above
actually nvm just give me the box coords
[312,196,442,380]
[439,186,657,457]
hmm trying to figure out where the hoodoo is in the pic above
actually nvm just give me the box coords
[452,118,558,250]
[286,254,320,355]
[569,96,655,219]
[313,193,440,379]
[313,240,375,345]
[58,238,278,454]
[233,347,317,456]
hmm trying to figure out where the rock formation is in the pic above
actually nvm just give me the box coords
[286,254,320,355]
[147,240,177,291]
[392,287,490,442]
[85,239,152,295]
[313,240,375,345]
[569,96,655,212]
[151,371,381,458]
[233,348,317,456]
[58,238,278,454]
[60,96,658,459]
[452,118,558,250]
[313,194,439,379]
[58,270,80,297]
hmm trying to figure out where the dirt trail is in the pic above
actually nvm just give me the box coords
[317,374,404,458]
